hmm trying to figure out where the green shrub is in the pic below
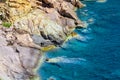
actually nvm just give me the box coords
[2,22,11,28]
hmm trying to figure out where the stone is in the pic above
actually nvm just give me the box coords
[0,0,85,80]
[0,29,41,80]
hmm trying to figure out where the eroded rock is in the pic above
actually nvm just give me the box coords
[0,0,84,80]
[0,28,42,80]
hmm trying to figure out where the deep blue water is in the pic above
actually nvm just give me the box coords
[38,0,120,80]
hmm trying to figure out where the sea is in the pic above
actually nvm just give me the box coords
[38,0,120,80]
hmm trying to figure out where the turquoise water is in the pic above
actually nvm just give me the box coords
[38,0,120,80]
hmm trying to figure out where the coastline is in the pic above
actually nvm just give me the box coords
[0,0,85,80]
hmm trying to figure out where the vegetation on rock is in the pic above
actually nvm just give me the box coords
[2,22,11,28]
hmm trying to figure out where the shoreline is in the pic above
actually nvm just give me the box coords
[0,0,85,80]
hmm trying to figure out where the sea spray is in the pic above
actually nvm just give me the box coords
[81,28,92,34]
[81,0,107,3]
[45,56,87,65]
[96,0,107,3]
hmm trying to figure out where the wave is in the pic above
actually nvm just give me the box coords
[81,28,92,34]
[47,76,56,80]
[75,34,93,43]
[82,21,89,28]
[96,0,107,3]
[82,0,107,3]
[45,56,87,65]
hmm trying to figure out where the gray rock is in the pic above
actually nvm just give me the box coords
[0,28,41,80]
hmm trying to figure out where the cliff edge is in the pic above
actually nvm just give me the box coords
[0,0,84,80]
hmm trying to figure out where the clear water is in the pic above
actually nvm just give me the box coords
[38,0,120,80]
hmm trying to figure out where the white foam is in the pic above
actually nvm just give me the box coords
[96,0,107,3]
[83,21,89,28]
[87,18,95,24]
[82,0,107,3]
[45,56,87,65]
[81,28,92,34]
[47,76,56,80]
[76,34,90,42]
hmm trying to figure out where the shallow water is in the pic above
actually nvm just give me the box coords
[38,0,120,80]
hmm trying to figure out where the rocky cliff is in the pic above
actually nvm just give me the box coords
[0,0,84,80]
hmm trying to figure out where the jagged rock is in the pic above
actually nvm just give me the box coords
[32,34,54,47]
[0,29,41,80]
[0,0,84,80]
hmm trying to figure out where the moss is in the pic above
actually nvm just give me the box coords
[41,45,56,52]
[65,32,78,42]
[2,22,11,28]
[71,32,78,37]
[30,76,40,80]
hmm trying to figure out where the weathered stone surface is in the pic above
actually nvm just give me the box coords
[0,0,84,80]
[0,28,41,80]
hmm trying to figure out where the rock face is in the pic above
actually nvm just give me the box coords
[0,27,42,80]
[0,0,84,80]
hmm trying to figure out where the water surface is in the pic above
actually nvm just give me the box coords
[39,0,120,80]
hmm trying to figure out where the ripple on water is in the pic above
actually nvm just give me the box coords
[39,0,120,80]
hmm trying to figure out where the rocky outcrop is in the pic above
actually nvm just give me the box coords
[0,0,84,80]
[0,27,42,80]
